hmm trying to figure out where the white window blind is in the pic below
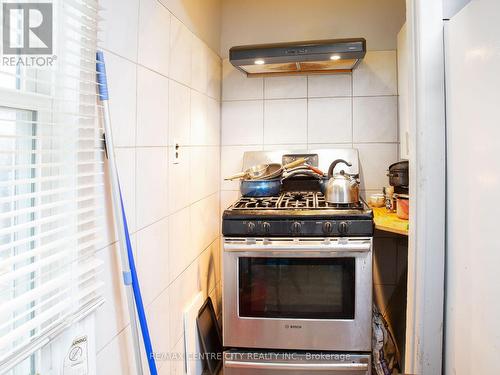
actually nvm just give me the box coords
[0,0,104,372]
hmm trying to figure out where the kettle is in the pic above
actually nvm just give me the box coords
[323,159,360,204]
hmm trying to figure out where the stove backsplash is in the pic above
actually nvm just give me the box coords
[221,50,400,211]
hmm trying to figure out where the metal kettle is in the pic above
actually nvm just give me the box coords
[323,159,360,204]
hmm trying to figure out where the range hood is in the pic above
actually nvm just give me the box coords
[229,38,366,77]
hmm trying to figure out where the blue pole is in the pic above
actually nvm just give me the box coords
[96,50,158,375]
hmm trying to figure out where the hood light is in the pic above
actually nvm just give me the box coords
[330,55,341,61]
[254,59,265,65]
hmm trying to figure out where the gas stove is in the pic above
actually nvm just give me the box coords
[222,191,373,237]
[222,150,373,368]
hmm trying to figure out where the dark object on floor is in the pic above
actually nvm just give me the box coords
[197,298,223,375]
[373,304,400,375]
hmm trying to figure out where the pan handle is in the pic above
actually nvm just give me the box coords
[224,171,247,180]
[282,157,308,170]
[305,164,325,176]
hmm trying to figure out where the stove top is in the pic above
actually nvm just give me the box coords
[233,191,366,211]
[223,192,373,237]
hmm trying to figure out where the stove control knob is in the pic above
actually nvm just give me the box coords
[262,222,271,234]
[323,221,333,234]
[246,222,256,234]
[291,221,302,234]
[339,221,349,235]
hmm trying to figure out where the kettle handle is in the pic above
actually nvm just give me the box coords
[328,159,352,178]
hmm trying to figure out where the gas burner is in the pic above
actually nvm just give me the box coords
[316,194,364,209]
[278,191,316,209]
[233,196,280,209]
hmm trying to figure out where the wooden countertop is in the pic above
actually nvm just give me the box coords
[372,207,409,236]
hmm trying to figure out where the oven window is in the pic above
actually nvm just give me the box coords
[239,257,355,319]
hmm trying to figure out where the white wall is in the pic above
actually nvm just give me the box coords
[159,0,221,53]
[220,52,400,209]
[444,0,500,373]
[220,0,406,58]
[443,0,471,19]
[95,0,222,374]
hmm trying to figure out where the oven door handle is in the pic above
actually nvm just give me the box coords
[224,360,369,371]
[224,241,371,253]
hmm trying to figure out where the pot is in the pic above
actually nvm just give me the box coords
[387,160,408,187]
[240,178,281,197]
[322,159,360,204]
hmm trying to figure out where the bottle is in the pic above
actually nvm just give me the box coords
[384,186,395,212]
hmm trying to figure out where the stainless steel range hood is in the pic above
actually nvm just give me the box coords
[229,38,366,77]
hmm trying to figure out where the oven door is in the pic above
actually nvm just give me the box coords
[223,238,372,351]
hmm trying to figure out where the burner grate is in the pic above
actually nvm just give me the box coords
[231,192,365,210]
[278,192,317,209]
[233,196,280,209]
[316,194,364,209]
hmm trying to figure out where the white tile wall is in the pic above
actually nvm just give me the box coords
[353,50,398,96]
[264,76,307,99]
[136,66,169,146]
[222,100,263,145]
[308,74,352,97]
[136,217,170,306]
[222,59,263,100]
[135,147,169,229]
[96,1,221,373]
[99,0,139,62]
[264,99,307,144]
[308,97,352,144]
[168,80,190,146]
[169,16,192,86]
[189,90,208,145]
[106,52,137,147]
[137,0,170,76]
[221,50,399,196]
[353,96,398,143]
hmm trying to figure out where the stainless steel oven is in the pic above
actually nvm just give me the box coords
[222,237,372,352]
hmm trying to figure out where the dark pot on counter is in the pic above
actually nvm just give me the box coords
[387,160,409,187]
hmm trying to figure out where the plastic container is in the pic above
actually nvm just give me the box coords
[395,194,409,220]
[368,193,386,208]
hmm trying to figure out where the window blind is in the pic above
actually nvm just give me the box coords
[0,0,104,372]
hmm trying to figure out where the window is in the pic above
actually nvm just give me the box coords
[0,1,103,373]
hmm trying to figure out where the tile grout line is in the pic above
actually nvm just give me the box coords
[221,94,397,102]
[262,77,265,147]
[351,73,354,148]
[306,75,309,147]
[134,0,140,249]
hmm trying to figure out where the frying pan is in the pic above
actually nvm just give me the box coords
[225,157,309,181]
[240,178,281,197]
[224,163,271,181]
